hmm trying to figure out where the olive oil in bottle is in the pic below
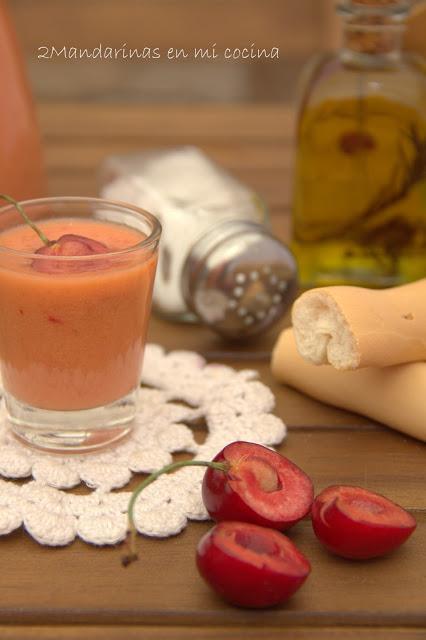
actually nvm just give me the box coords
[292,0,426,287]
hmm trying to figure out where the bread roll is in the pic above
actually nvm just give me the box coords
[271,328,426,442]
[291,279,426,370]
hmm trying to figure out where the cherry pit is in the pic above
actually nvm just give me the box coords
[123,441,416,609]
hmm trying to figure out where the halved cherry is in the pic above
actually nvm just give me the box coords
[33,234,110,274]
[312,485,417,560]
[202,441,314,531]
[196,521,311,608]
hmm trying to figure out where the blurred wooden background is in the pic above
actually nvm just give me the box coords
[8,0,426,104]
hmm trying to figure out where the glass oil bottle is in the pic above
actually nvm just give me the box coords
[292,0,426,287]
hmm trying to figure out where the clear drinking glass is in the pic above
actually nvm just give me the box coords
[0,197,161,452]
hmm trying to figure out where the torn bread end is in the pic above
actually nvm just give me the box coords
[292,290,360,370]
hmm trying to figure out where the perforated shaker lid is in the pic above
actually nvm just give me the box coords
[181,220,298,340]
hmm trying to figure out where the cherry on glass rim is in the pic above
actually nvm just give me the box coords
[312,485,417,560]
[0,194,112,274]
[202,441,314,531]
[33,234,110,274]
[196,521,311,608]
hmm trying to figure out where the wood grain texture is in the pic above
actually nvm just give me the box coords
[0,102,423,637]
[39,103,295,140]
[10,0,425,106]
[0,627,425,640]
[10,0,321,104]
[0,513,423,626]
[10,0,325,54]
[38,103,294,208]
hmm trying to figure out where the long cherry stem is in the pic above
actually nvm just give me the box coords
[122,459,229,566]
[0,194,50,246]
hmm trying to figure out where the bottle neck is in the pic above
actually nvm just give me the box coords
[337,0,410,68]
[341,17,404,68]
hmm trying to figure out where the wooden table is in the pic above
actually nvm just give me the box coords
[1,104,424,639]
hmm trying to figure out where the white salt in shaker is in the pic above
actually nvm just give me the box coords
[100,147,297,339]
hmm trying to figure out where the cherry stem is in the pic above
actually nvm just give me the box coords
[122,459,229,567]
[0,194,50,246]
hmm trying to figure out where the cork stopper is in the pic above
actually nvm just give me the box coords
[337,0,410,54]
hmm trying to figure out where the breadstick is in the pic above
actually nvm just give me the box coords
[271,328,426,442]
[292,279,426,370]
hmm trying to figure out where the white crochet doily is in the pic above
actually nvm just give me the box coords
[0,344,286,547]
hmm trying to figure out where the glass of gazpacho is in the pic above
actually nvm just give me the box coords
[0,196,161,451]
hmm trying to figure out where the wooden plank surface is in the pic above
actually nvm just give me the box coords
[11,0,426,105]
[13,0,423,56]
[11,0,326,55]
[39,103,295,208]
[0,507,424,626]
[0,102,423,638]
[1,627,426,640]
[39,103,295,141]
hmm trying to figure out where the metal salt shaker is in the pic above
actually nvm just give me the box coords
[100,147,297,339]
[182,220,298,340]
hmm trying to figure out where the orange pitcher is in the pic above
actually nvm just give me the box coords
[0,0,45,199]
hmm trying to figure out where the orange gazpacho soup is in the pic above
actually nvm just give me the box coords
[0,218,157,411]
